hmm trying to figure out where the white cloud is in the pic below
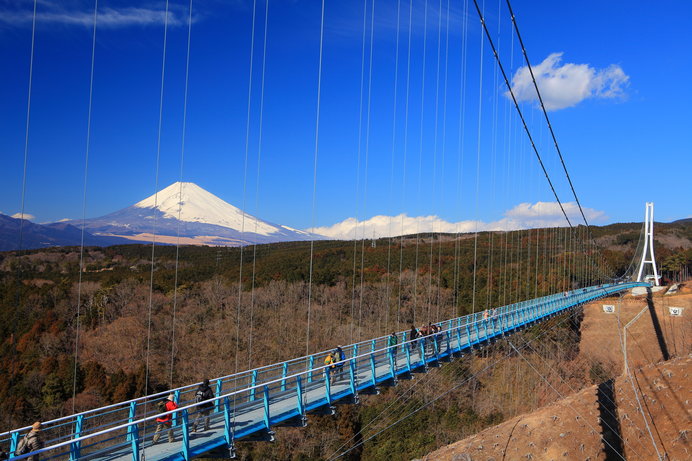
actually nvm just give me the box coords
[0,3,190,29]
[508,53,629,110]
[309,201,606,239]
[11,212,36,221]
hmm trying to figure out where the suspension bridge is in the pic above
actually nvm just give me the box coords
[1,0,675,459]
[1,281,648,461]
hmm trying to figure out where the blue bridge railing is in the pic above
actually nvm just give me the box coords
[3,281,647,461]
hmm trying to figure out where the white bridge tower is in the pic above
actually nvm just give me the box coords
[636,202,660,286]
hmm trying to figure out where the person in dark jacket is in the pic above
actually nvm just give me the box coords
[334,346,346,379]
[25,422,43,461]
[192,379,215,432]
[409,325,419,345]
[153,394,178,443]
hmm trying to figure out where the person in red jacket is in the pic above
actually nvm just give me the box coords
[153,394,178,443]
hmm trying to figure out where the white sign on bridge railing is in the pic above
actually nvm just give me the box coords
[603,304,615,314]
[668,307,684,316]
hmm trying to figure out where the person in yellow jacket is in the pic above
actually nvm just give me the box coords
[324,353,336,383]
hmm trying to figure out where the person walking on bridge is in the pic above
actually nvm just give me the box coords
[324,353,336,384]
[334,346,346,379]
[153,394,178,444]
[409,325,419,345]
[15,422,43,461]
[388,332,398,359]
[192,379,214,433]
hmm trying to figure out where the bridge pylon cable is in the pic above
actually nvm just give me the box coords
[472,0,616,284]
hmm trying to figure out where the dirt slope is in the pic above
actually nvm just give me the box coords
[422,286,692,461]
[422,356,691,460]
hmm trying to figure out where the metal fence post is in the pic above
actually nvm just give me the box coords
[262,385,271,430]
[127,401,137,441]
[223,396,232,445]
[128,419,139,461]
[324,369,332,406]
[181,409,190,461]
[281,362,288,392]
[173,390,181,427]
[215,378,223,412]
[296,376,305,417]
[69,414,84,461]
[250,370,258,401]
[307,356,315,383]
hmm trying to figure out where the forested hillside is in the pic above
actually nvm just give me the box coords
[0,221,689,459]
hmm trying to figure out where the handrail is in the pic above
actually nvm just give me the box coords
[1,283,621,438]
[4,282,645,461]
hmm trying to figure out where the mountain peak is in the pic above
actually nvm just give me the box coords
[133,182,280,236]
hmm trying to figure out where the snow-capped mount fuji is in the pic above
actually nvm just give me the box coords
[66,182,324,246]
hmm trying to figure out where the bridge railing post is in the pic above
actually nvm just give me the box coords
[370,339,377,386]
[173,390,181,427]
[419,338,426,367]
[455,326,462,352]
[222,396,233,446]
[281,362,288,392]
[215,378,223,412]
[262,385,271,430]
[296,375,305,418]
[403,333,412,373]
[347,358,358,404]
[307,356,315,383]
[9,431,19,458]
[352,344,359,381]
[250,370,258,400]
[127,401,137,441]
[69,414,84,461]
[128,417,139,461]
[181,409,191,461]
[324,368,332,406]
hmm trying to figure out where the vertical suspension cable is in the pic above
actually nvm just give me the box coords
[305,0,326,358]
[235,0,258,380]
[142,0,170,452]
[435,0,451,322]
[484,0,501,312]
[169,0,194,388]
[9,0,38,428]
[412,0,429,324]
[386,0,402,332]
[452,0,469,317]
[426,0,443,322]
[349,0,370,344]
[397,0,414,327]
[470,0,485,315]
[357,0,376,341]
[248,0,270,370]
[73,0,99,413]
[17,0,37,255]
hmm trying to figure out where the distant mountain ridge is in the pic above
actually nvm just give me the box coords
[62,182,324,246]
[0,213,130,251]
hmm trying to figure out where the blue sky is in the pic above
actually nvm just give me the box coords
[1,0,690,236]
